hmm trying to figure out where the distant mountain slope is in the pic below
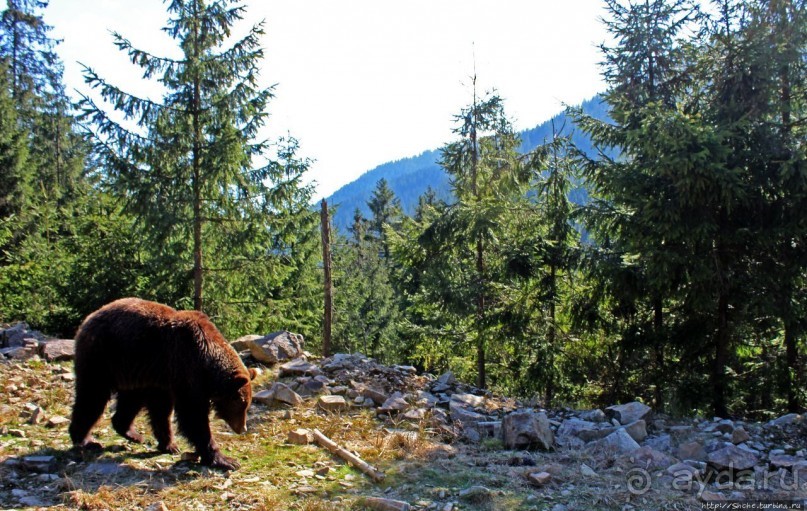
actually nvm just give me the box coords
[326,95,609,232]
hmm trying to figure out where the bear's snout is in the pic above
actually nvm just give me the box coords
[226,415,248,434]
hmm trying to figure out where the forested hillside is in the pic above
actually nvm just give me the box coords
[326,96,610,231]
[0,0,805,423]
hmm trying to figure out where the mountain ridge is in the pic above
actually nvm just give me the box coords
[325,95,608,232]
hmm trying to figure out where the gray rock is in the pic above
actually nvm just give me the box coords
[19,496,46,507]
[403,408,427,421]
[459,485,492,502]
[472,421,502,441]
[252,389,276,405]
[631,446,674,469]
[707,445,759,471]
[451,393,486,409]
[2,322,45,348]
[40,338,75,361]
[2,345,37,360]
[362,497,411,511]
[462,426,481,443]
[84,462,126,476]
[677,441,707,461]
[597,428,640,454]
[623,420,648,443]
[731,427,751,444]
[279,358,321,377]
[21,455,56,473]
[715,419,735,434]
[767,413,802,428]
[580,463,598,477]
[579,409,607,422]
[503,410,554,450]
[317,395,349,412]
[362,387,389,406]
[645,434,673,453]
[769,454,805,470]
[556,418,613,444]
[416,391,439,408]
[449,400,488,425]
[667,462,699,484]
[557,418,598,439]
[246,331,304,365]
[298,379,329,396]
[605,402,652,425]
[436,371,456,385]
[379,392,409,413]
[230,334,262,352]
[287,428,313,445]
[528,471,552,486]
[271,383,304,406]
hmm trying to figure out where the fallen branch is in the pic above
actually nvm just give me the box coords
[312,428,385,482]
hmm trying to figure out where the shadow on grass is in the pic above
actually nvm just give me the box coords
[0,443,211,508]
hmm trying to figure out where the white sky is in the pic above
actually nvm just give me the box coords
[44,0,609,199]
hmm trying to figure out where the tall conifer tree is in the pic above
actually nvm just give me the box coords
[80,0,278,316]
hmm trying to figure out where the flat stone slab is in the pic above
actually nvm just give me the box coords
[318,395,349,412]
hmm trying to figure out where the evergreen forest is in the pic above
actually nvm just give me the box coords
[0,0,805,420]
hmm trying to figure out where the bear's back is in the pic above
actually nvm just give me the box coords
[74,298,200,390]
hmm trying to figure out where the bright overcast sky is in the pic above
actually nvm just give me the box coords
[44,0,609,199]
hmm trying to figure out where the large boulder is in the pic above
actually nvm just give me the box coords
[503,410,554,450]
[1,322,46,348]
[605,402,652,425]
[707,445,759,472]
[556,418,614,446]
[230,334,262,352]
[39,339,75,362]
[596,428,641,454]
[245,331,304,364]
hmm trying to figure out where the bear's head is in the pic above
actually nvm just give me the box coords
[213,368,258,434]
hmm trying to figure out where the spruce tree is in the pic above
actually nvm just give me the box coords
[79,0,279,317]
[399,84,527,389]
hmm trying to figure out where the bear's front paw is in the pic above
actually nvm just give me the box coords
[203,451,240,471]
[158,442,180,454]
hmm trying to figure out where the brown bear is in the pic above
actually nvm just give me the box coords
[68,298,256,470]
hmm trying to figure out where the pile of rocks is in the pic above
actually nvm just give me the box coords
[240,332,807,500]
[0,323,74,362]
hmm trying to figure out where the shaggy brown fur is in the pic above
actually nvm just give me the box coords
[68,298,256,470]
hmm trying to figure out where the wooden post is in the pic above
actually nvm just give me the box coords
[320,199,333,357]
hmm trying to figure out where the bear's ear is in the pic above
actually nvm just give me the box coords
[248,368,259,381]
[229,374,250,392]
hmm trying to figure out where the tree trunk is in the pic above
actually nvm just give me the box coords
[785,319,801,413]
[545,264,557,408]
[475,236,486,390]
[470,74,486,390]
[653,298,665,411]
[321,199,333,358]
[191,37,203,311]
[713,291,730,418]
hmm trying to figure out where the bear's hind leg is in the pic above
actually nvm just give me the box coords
[146,392,178,454]
[69,376,111,449]
[111,391,146,444]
